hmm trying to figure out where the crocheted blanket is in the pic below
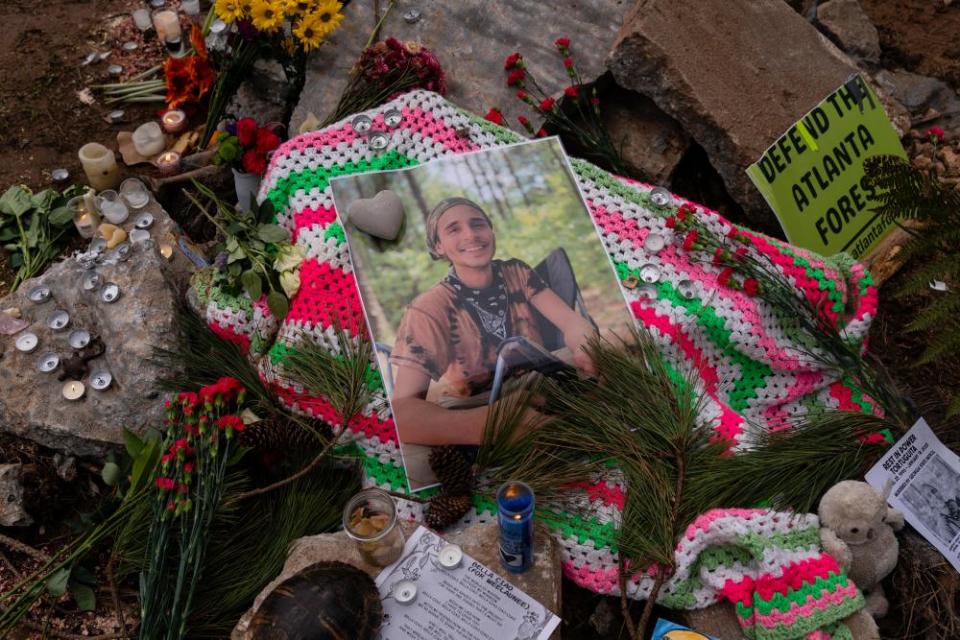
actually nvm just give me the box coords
[191,91,877,638]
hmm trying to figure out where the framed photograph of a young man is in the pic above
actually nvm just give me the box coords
[331,138,634,491]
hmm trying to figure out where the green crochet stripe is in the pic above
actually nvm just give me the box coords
[738,525,821,556]
[841,375,875,415]
[571,160,672,214]
[737,586,863,640]
[264,150,416,211]
[266,342,385,395]
[614,259,774,413]
[775,243,847,316]
[324,221,346,244]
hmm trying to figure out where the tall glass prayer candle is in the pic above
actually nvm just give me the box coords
[152,9,181,43]
[496,480,534,573]
[68,197,100,239]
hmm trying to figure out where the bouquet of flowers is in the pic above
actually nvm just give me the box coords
[212,117,282,176]
[165,25,217,110]
[324,37,446,126]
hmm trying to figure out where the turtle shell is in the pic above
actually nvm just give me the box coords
[249,561,383,640]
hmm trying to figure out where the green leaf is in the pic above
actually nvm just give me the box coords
[25,214,41,248]
[0,227,17,242]
[267,290,289,319]
[71,583,96,612]
[256,198,276,224]
[123,427,144,459]
[30,189,56,212]
[101,461,120,486]
[257,224,289,244]
[226,222,244,236]
[0,186,32,217]
[130,438,161,493]
[46,567,71,596]
[48,205,73,227]
[10,253,22,268]
[241,269,262,301]
[225,237,239,252]
[228,262,242,278]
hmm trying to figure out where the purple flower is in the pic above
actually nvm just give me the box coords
[215,252,229,270]
[236,19,258,41]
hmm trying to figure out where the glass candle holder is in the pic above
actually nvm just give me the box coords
[343,488,405,567]
[78,143,120,191]
[181,0,201,16]
[69,196,101,239]
[132,8,152,31]
[120,178,150,209]
[161,109,187,134]
[95,190,129,225]
[132,122,166,157]
[156,150,181,175]
[152,9,181,43]
[496,480,535,573]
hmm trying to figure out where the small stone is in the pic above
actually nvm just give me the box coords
[0,464,32,527]
[816,0,881,63]
[2,307,21,319]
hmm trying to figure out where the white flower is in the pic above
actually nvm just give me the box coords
[279,270,301,298]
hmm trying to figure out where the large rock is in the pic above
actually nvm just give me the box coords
[0,199,190,457]
[607,0,858,231]
[872,69,960,117]
[233,521,562,639]
[816,0,882,64]
[601,86,691,185]
[290,0,631,133]
[227,58,293,128]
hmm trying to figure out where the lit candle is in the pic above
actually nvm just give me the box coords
[62,381,86,401]
[161,109,187,134]
[77,143,120,191]
[69,196,101,239]
[152,9,181,43]
[156,151,181,175]
[132,122,166,157]
[159,242,174,260]
[496,481,535,573]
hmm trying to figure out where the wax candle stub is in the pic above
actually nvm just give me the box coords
[15,333,39,353]
[156,151,181,175]
[38,353,60,373]
[100,283,121,303]
[78,143,120,191]
[90,371,112,390]
[47,310,70,331]
[62,381,85,401]
[159,243,174,260]
[393,580,417,604]
[438,544,463,569]
[134,212,154,229]
[649,187,672,207]
[69,329,91,349]
[28,286,51,303]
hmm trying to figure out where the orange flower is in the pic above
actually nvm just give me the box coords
[164,26,216,109]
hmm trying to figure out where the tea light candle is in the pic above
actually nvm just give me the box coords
[159,242,174,260]
[90,370,113,391]
[156,151,181,175]
[100,282,121,303]
[392,580,417,605]
[181,0,201,16]
[152,9,181,43]
[161,109,187,134]
[15,333,38,353]
[69,197,101,239]
[47,309,70,331]
[69,329,91,348]
[38,353,60,373]
[132,122,166,157]
[132,8,152,30]
[62,381,85,401]
[496,480,535,573]
[78,143,120,191]
[438,544,463,569]
[28,285,51,303]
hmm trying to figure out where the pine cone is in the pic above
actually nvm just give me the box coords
[425,494,472,530]
[428,446,473,495]
[238,420,327,450]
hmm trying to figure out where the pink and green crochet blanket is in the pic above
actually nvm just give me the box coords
[191,90,879,638]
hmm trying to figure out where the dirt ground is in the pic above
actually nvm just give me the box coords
[0,0,959,638]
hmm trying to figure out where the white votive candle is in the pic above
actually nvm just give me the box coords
[156,151,181,175]
[132,122,166,157]
[78,143,120,191]
[132,8,152,30]
[152,9,181,42]
[161,109,187,134]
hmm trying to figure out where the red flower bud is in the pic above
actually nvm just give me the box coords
[555,37,571,49]
[718,267,735,287]
[156,477,175,491]
[506,69,525,87]
[726,226,739,239]
[665,217,676,229]
[713,247,725,266]
[927,126,945,143]
[504,52,521,70]
[564,85,579,98]
[518,115,530,126]
[536,127,548,138]
[590,96,600,106]
[183,463,194,473]
[563,57,573,68]
[539,97,555,112]
[516,90,527,101]
[743,277,760,297]
[682,229,699,252]
[734,247,748,262]
[484,108,504,125]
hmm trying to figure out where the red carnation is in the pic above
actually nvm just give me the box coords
[236,117,257,147]
[255,128,281,154]
[927,126,945,143]
[506,69,525,86]
[718,267,735,287]
[215,415,245,434]
[242,149,268,176]
[665,217,676,229]
[564,85,579,98]
[161,453,173,465]
[183,462,194,474]
[682,229,699,252]
[726,226,739,239]
[536,127,548,138]
[173,438,189,451]
[743,277,760,297]
[518,115,530,126]
[178,391,198,406]
[563,57,573,68]
[484,108,504,125]
[516,90,527,101]
[539,97,556,112]
[504,52,521,70]
[156,477,175,491]
[555,37,571,49]
[713,247,725,266]
[734,247,748,262]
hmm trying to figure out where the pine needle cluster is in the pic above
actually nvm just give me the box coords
[475,330,893,639]
[866,154,960,415]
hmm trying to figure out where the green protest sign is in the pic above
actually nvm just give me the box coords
[746,74,907,260]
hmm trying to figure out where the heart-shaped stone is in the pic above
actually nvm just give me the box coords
[345,190,405,241]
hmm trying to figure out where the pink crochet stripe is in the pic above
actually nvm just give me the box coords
[209,321,251,353]
[563,559,619,594]
[262,123,360,180]
[682,508,769,541]
[827,380,862,412]
[402,106,482,153]
[283,258,366,337]
[568,480,625,509]
[632,302,744,444]
[762,370,824,429]
[270,381,399,445]
[721,554,843,606]
[292,204,338,241]
[746,582,860,629]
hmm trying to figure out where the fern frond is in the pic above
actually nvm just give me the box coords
[906,292,960,332]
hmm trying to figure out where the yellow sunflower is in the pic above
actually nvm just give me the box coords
[237,0,254,20]
[293,13,323,51]
[250,0,285,31]
[285,0,318,16]
[215,0,244,22]
[309,0,344,39]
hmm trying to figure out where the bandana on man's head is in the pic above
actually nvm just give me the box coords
[425,197,492,260]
